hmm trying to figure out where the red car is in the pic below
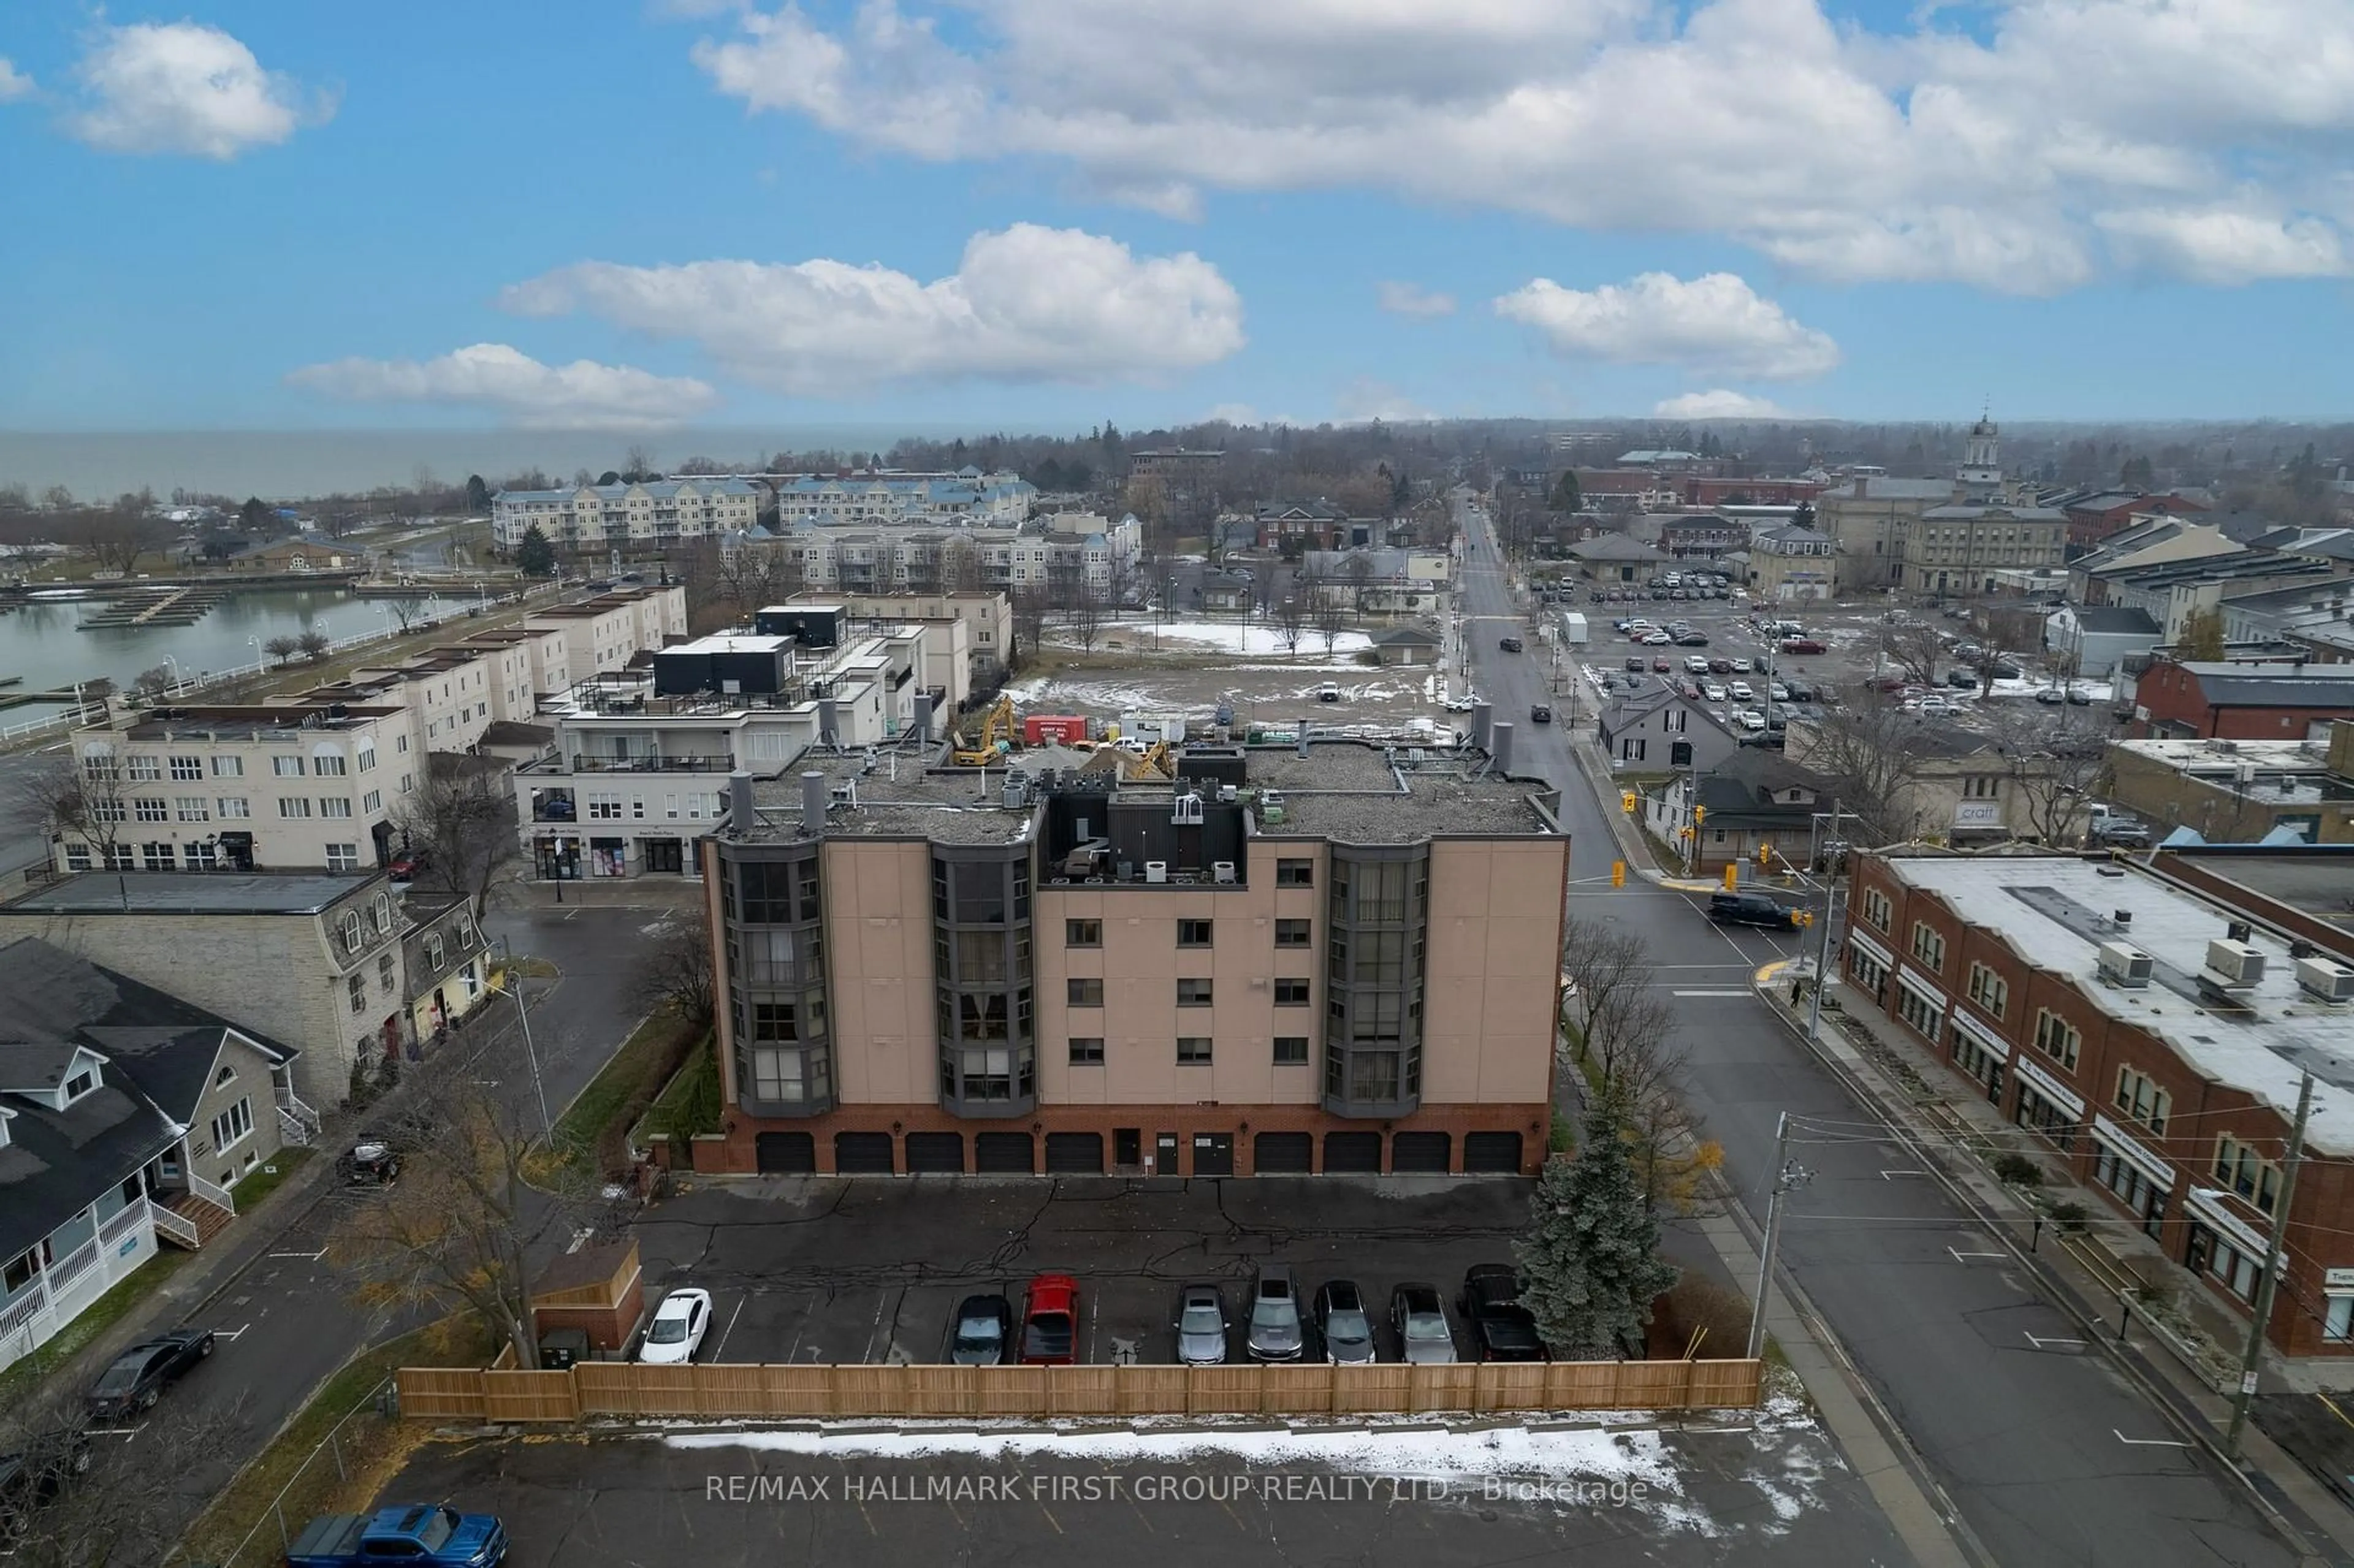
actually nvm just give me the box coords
[1019,1274,1080,1365]
[1651,657,1672,672]
[1779,638,1827,655]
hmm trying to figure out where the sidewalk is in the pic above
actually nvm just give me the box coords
[1751,962,2354,1566]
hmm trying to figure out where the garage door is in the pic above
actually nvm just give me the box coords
[1391,1131,1452,1173]
[834,1131,896,1174]
[1253,1131,1313,1173]
[904,1132,964,1173]
[1044,1132,1103,1173]
[974,1131,1036,1174]
[755,1132,815,1173]
[1323,1131,1383,1173]
[1462,1132,1525,1173]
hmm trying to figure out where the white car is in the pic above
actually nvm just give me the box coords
[1769,682,1791,702]
[1736,709,1767,731]
[1729,657,1753,674]
[1701,680,1727,702]
[1910,697,1961,717]
[639,1287,714,1364]
[1642,631,1672,646]
[1728,680,1754,701]
[1442,695,1478,713]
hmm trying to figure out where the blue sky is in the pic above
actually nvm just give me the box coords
[2,0,2351,434]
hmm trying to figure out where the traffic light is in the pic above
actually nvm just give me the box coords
[1611,860,1626,888]
[1621,791,1637,814]
[1757,841,1775,867]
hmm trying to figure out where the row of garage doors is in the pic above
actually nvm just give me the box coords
[755,1128,1525,1176]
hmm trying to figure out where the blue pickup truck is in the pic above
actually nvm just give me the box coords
[284,1504,507,1567]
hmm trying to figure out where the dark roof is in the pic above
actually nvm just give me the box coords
[479,720,555,748]
[1,870,378,917]
[1569,535,1672,562]
[1371,626,1440,647]
[2182,664,2354,707]
[532,1239,639,1298]
[2068,605,2161,634]
[0,1059,178,1263]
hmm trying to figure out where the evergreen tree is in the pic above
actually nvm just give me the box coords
[516,523,557,577]
[1515,1098,1680,1359]
[465,474,493,512]
[1547,470,1582,512]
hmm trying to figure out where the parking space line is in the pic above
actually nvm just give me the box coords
[1037,1504,1065,1535]
[2114,1429,2195,1447]
[1948,1247,2005,1262]
[859,1296,888,1364]
[213,1323,251,1340]
[711,1296,744,1362]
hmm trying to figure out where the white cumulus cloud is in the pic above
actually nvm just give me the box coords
[682,0,2354,292]
[0,58,35,102]
[500,224,1245,394]
[1651,389,1792,420]
[1376,280,1457,318]
[1495,272,1840,380]
[2095,204,2350,283]
[67,20,330,158]
[287,345,720,430]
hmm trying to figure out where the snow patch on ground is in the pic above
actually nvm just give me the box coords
[1094,618,1373,657]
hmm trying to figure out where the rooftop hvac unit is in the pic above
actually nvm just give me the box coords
[2097,940,2154,989]
[1212,861,1236,883]
[1172,793,1205,826]
[2203,938,2267,989]
[2295,956,2354,1003]
[1145,861,1169,884]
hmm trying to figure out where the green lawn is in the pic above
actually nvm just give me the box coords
[533,1010,705,1186]
[637,1032,722,1146]
[0,1248,196,1414]
[226,1146,314,1213]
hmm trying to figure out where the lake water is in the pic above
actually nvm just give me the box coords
[0,587,454,717]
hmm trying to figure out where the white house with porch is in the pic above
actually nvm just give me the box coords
[0,937,308,1373]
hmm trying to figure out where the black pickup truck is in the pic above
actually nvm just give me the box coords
[1457,1266,1546,1362]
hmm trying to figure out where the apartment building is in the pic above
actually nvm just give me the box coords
[516,623,954,882]
[524,585,688,679]
[1841,848,2354,1358]
[58,704,419,875]
[763,470,1034,529]
[491,478,761,550]
[2132,658,2354,741]
[737,517,1141,598]
[1746,523,1838,602]
[0,870,415,1109]
[788,590,1011,680]
[691,733,1570,1179]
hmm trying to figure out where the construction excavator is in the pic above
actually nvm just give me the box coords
[951,695,1017,766]
[1076,738,1175,782]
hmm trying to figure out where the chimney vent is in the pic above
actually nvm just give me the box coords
[1492,720,1516,778]
[728,771,757,835]
[800,769,829,834]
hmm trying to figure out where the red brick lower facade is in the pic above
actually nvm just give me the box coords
[682,1101,1550,1178]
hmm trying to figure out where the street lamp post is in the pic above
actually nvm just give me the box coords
[504,968,554,1141]
[161,655,183,698]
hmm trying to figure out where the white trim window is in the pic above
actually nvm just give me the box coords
[210,1095,253,1154]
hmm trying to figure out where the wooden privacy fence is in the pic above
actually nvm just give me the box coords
[396,1357,1762,1423]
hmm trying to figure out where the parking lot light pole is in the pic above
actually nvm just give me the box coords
[1807,801,1844,1043]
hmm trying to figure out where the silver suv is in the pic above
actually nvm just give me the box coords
[1246,1266,1304,1362]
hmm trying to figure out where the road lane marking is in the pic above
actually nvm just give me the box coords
[1672,989,1753,997]
[2114,1430,2195,1447]
[1947,1247,2005,1262]
[213,1323,251,1339]
[1881,1170,1927,1180]
[2024,1331,2089,1349]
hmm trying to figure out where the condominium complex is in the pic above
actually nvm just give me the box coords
[690,733,1570,1179]
[1841,847,2354,1357]
[767,469,1034,528]
[490,478,761,550]
[733,514,1141,598]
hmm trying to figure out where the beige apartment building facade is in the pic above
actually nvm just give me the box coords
[693,739,1569,1178]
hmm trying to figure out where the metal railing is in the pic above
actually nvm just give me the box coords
[560,755,735,773]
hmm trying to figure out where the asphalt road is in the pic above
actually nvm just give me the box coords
[1457,504,2303,1567]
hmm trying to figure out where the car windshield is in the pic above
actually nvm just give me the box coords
[1024,1313,1073,1354]
[954,1315,1002,1350]
[1327,1309,1371,1345]
[647,1315,689,1344]
[1180,1304,1223,1334]
[1251,1300,1297,1330]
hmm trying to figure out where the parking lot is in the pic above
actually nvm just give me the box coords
[626,1176,1739,1371]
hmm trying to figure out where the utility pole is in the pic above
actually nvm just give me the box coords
[1808,799,1843,1043]
[1747,1112,1811,1360]
[2226,1069,2315,1459]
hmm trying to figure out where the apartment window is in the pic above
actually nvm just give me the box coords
[2214,1135,2282,1216]
[1068,1037,1105,1065]
[1177,978,1214,1006]
[2113,1067,2170,1136]
[210,1097,253,1153]
[363,790,382,813]
[1067,978,1104,1007]
[1909,921,1945,972]
[91,798,125,824]
[2032,1008,2082,1071]
[210,755,243,778]
[132,797,167,823]
[424,934,446,970]
[1965,963,2008,1020]
[1176,1037,1213,1065]
[1274,978,1312,1006]
[348,973,367,1014]
[1276,858,1314,888]
[379,952,397,993]
[279,797,313,818]
[174,796,208,822]
[126,755,161,782]
[1273,1036,1309,1066]
[1274,918,1312,947]
[273,755,305,777]
[64,844,93,871]
[217,796,250,818]
[1177,918,1213,948]
[314,754,348,777]
[357,745,376,772]
[321,797,353,818]
[169,756,202,781]
[140,842,175,870]
[326,843,359,872]
[1861,887,1891,932]
[1065,919,1101,948]
[397,734,409,753]
[588,793,623,820]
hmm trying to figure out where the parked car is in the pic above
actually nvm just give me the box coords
[1624,656,1645,672]
[1651,656,1672,672]
[1729,657,1753,674]
[1498,636,1523,653]
[337,1140,403,1186]
[1735,709,1767,731]
[1678,681,1702,700]
[1442,695,1477,713]
[1707,891,1798,931]
[1317,682,1341,702]
[1173,1282,1230,1366]
[1020,1274,1081,1365]
[1529,704,1553,723]
[1945,669,1980,690]
[1246,1266,1305,1363]
[1642,631,1672,646]
[1457,1266,1545,1363]
[1389,1282,1457,1364]
[1701,680,1727,702]
[1707,657,1734,675]
[947,1293,1014,1366]
[1779,637,1827,655]
[638,1287,713,1364]
[1989,660,2025,680]
[1728,680,1753,701]
[1313,1280,1378,1365]
[0,1428,91,1543]
[1677,631,1710,647]
[1769,682,1791,702]
[86,1328,214,1421]
[2066,684,2094,706]
[285,1505,508,1568]
[387,848,429,883]
[1782,680,1814,702]
[2035,684,2067,706]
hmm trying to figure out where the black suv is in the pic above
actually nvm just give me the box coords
[1707,891,1798,931]
[1529,704,1552,724]
[1457,1266,1545,1362]
[1498,636,1524,653]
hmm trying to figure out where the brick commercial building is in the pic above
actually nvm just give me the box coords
[1842,848,2354,1359]
[695,732,1571,1179]
[2131,658,2354,740]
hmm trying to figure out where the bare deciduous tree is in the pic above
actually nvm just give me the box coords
[1983,704,2111,843]
[1274,589,1308,654]
[390,759,520,920]
[1306,574,1349,653]
[77,509,170,577]
[1785,690,1934,845]
[1875,620,1945,687]
[634,918,715,1027]
[1010,587,1048,664]
[1,1396,246,1567]
[11,749,134,869]
[1557,918,1721,1212]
